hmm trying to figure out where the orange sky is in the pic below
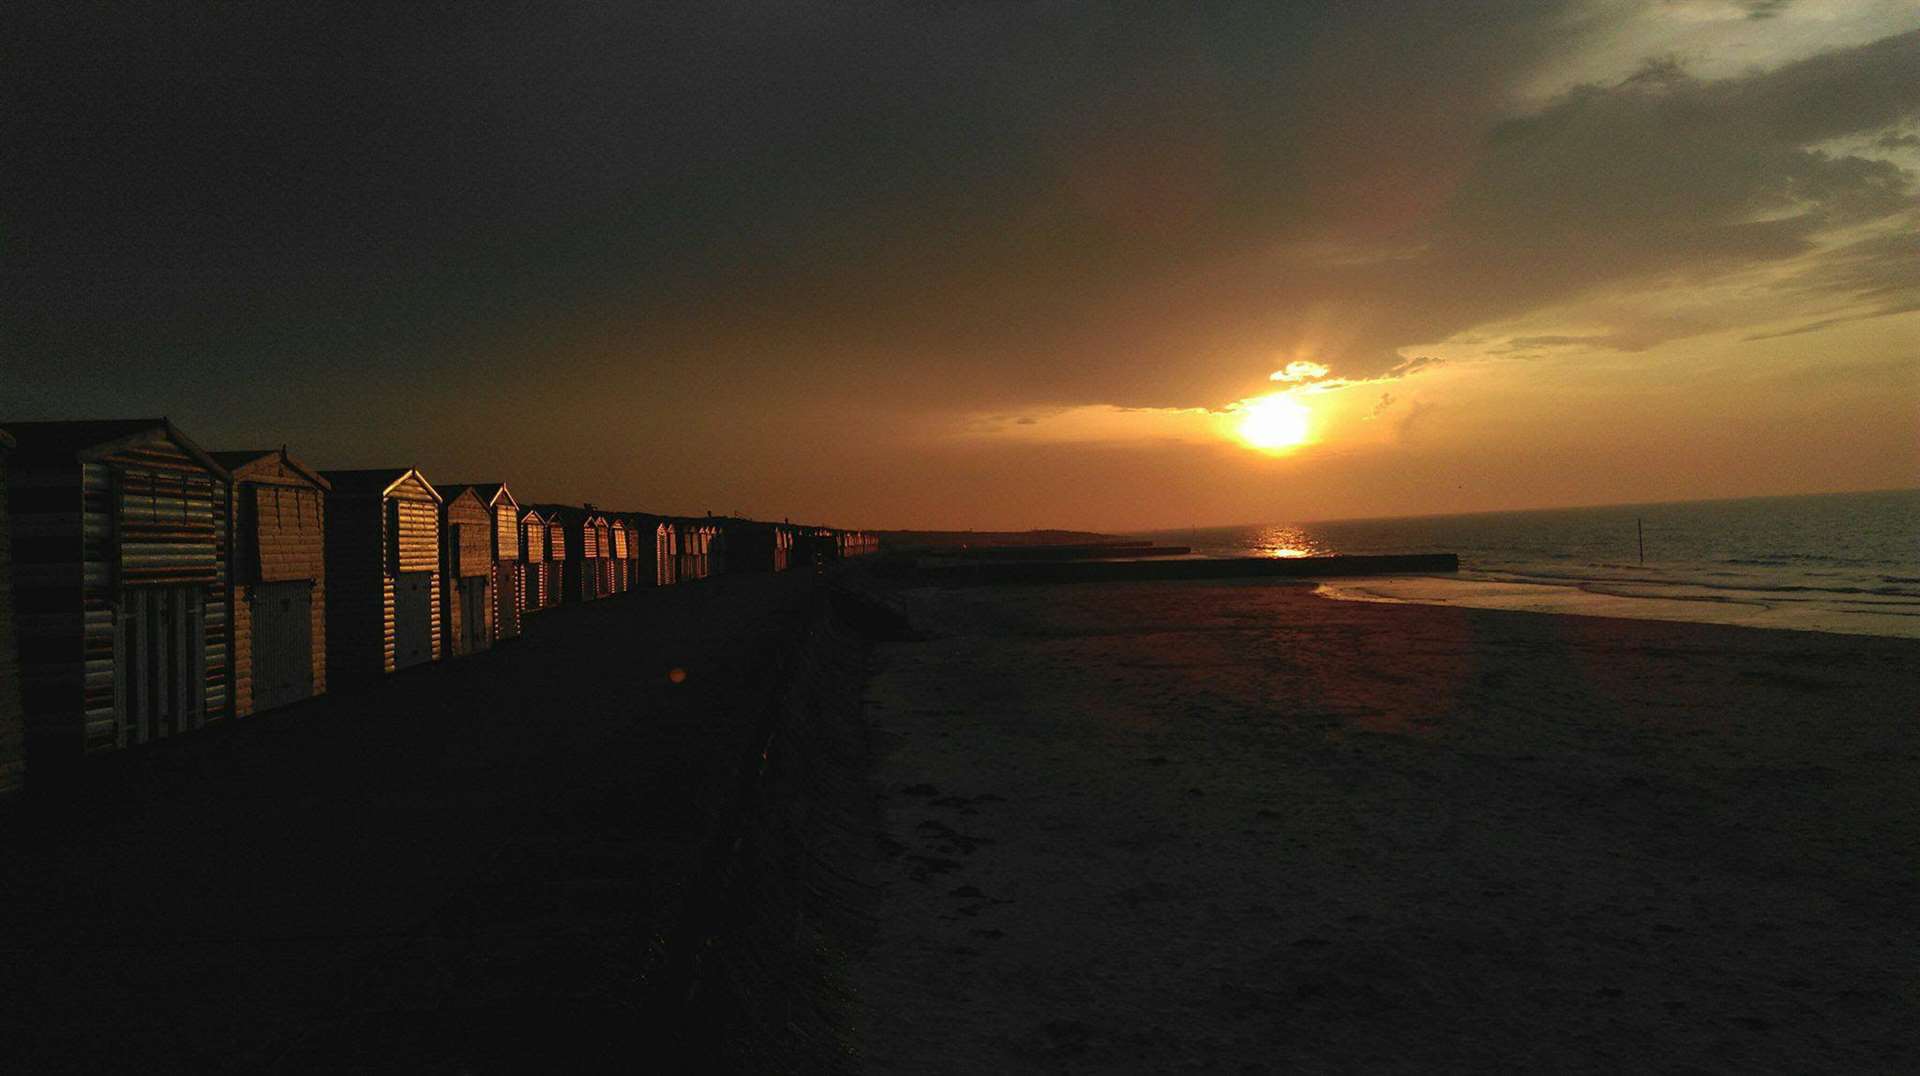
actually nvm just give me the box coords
[6,2,1917,530]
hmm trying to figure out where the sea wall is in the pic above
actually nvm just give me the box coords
[661,583,900,1071]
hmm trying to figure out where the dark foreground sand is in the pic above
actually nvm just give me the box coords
[844,579,1920,1073]
[0,574,816,1073]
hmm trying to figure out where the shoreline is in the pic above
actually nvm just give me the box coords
[1314,571,1920,640]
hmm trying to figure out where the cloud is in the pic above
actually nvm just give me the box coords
[1270,361,1332,382]
[1738,0,1794,20]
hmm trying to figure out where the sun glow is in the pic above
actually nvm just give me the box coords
[1235,393,1312,451]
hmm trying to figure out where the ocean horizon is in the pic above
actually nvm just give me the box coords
[1135,487,1920,638]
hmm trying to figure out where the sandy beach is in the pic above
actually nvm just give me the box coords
[842,578,1920,1073]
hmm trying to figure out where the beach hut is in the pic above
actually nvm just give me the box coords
[0,428,21,792]
[608,516,632,594]
[655,519,677,586]
[468,484,523,641]
[209,448,329,717]
[673,521,700,582]
[321,468,442,680]
[545,513,569,602]
[0,420,231,756]
[542,506,609,602]
[520,507,559,613]
[597,516,616,595]
[435,485,495,658]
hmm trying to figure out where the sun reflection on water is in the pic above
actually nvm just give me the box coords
[1254,525,1329,559]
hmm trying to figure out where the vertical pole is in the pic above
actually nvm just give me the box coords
[1638,517,1644,565]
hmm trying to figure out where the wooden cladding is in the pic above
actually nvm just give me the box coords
[118,468,220,585]
[445,495,492,578]
[241,484,324,584]
[389,499,438,574]
[522,516,546,562]
[494,502,519,561]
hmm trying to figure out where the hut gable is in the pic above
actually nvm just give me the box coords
[437,487,494,578]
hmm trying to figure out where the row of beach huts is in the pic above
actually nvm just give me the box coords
[0,419,880,795]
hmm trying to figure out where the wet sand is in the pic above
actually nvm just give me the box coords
[845,580,1920,1072]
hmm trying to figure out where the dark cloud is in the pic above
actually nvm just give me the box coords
[1,4,1915,522]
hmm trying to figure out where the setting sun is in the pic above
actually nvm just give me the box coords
[1236,393,1311,451]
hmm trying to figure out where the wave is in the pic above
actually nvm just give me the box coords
[1470,567,1920,602]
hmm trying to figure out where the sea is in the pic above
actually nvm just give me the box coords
[1135,488,1920,639]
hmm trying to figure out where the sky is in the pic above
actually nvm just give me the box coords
[5,1,1917,531]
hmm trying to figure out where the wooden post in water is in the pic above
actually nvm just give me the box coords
[1638,517,1644,565]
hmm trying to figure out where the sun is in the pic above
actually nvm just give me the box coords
[1236,392,1311,451]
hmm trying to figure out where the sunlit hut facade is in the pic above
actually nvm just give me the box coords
[0,428,21,793]
[607,514,633,595]
[320,468,442,680]
[0,420,232,757]
[209,448,329,718]
[654,517,676,586]
[545,512,569,602]
[434,485,495,658]
[519,507,560,614]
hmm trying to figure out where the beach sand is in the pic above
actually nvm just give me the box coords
[843,579,1920,1072]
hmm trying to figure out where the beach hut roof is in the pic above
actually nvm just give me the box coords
[435,484,486,510]
[1,418,228,476]
[208,448,332,490]
[322,467,443,501]
[439,482,517,510]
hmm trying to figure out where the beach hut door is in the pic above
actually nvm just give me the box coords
[118,585,206,744]
[394,571,434,670]
[459,575,490,653]
[251,581,313,713]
